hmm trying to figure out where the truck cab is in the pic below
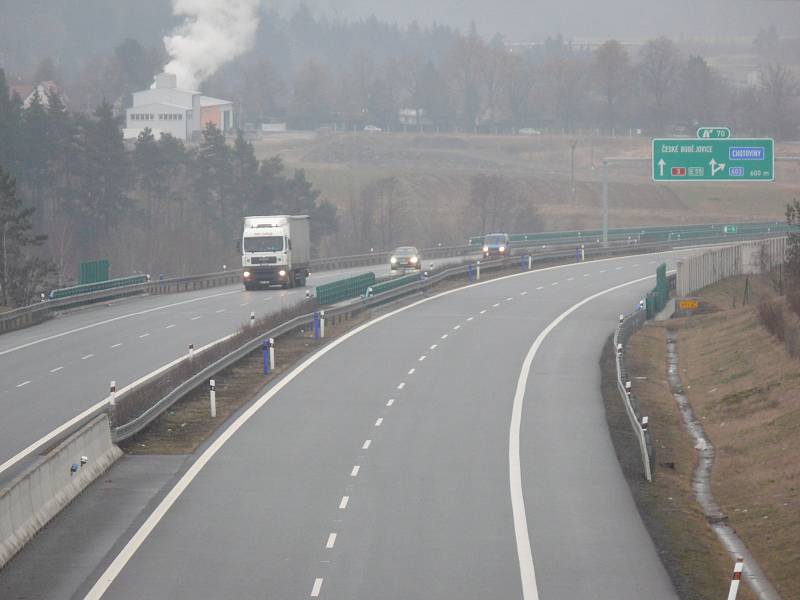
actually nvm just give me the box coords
[241,215,310,290]
[482,233,511,258]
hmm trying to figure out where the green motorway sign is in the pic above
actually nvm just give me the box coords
[696,126,731,139]
[652,138,774,182]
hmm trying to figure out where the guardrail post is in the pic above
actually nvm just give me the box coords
[320,310,326,339]
[250,311,255,328]
[262,339,270,375]
[726,557,744,600]
[269,338,275,370]
[209,379,217,418]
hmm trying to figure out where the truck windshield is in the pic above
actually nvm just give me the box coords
[244,236,284,252]
[484,235,507,245]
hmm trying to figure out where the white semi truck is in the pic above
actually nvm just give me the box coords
[241,215,311,290]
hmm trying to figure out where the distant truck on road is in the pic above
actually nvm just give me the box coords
[241,215,310,290]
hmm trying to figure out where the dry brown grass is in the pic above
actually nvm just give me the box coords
[671,278,800,599]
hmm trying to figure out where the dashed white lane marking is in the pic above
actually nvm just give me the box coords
[583,274,590,277]
[615,266,623,270]
[599,270,607,273]
[50,366,63,373]
[17,381,31,388]
[326,533,337,549]
[418,355,426,362]
[567,277,574,281]
[536,286,543,290]
[190,316,202,321]
[375,418,383,427]
[467,316,474,321]
[551,282,559,286]
[453,325,461,330]
[164,324,176,330]
[429,344,437,350]
[215,309,226,313]
[362,439,371,450]
[81,354,94,360]
[339,496,349,509]
[441,334,448,339]
[239,302,249,307]
[138,333,150,339]
[397,382,406,390]
[351,465,360,477]
[386,399,395,407]
[492,303,500,307]
[480,309,487,314]
[506,297,513,301]
[110,343,123,349]
[311,578,324,597]
[408,368,415,375]
[520,291,528,296]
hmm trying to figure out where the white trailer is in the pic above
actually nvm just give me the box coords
[241,215,311,289]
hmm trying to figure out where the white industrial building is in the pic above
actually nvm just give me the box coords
[124,73,234,141]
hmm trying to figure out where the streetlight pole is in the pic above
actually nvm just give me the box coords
[570,140,578,204]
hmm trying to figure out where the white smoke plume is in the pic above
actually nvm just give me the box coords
[163,0,260,91]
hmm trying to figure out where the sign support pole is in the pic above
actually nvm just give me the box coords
[602,160,609,247]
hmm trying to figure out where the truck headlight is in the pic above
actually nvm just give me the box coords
[482,246,489,252]
[243,271,251,278]
[499,245,506,252]
[390,256,397,264]
[278,269,287,277]
[410,256,418,264]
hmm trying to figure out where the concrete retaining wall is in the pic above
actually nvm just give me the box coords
[0,414,122,569]
[677,238,786,296]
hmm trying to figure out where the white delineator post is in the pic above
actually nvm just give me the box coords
[476,261,481,281]
[269,338,275,371]
[528,255,532,270]
[726,557,744,600]
[209,379,216,418]
[109,381,116,408]
[188,343,194,360]
[320,311,326,339]
[250,311,255,328]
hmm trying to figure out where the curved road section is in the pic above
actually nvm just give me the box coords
[83,252,684,599]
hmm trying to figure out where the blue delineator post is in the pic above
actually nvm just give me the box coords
[313,312,320,339]
[467,264,473,282]
[262,339,270,374]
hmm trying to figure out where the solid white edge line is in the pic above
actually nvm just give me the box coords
[508,273,656,600]
[0,289,241,358]
[83,250,676,599]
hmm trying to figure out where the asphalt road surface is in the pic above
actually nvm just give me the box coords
[0,259,465,483]
[81,250,690,600]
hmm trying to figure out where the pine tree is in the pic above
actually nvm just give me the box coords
[0,69,23,173]
[0,165,49,307]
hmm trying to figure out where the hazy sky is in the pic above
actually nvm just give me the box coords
[280,0,800,41]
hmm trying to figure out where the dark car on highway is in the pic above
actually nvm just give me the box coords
[482,233,511,258]
[390,246,421,271]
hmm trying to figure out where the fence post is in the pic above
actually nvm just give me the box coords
[209,379,216,418]
[726,557,744,600]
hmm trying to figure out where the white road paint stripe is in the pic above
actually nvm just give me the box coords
[467,316,474,321]
[567,277,574,281]
[81,354,94,360]
[441,334,448,339]
[493,303,500,307]
[339,496,349,509]
[551,282,559,286]
[419,355,426,362]
[615,266,623,270]
[408,368,415,375]
[239,302,248,307]
[508,273,656,600]
[138,333,150,339]
[311,578,323,597]
[326,533,337,549]
[480,309,487,314]
[110,343,123,348]
[583,274,590,277]
[362,439,371,450]
[190,316,202,321]
[0,288,241,358]
[375,418,383,427]
[520,291,528,296]
[386,399,395,407]
[599,269,607,273]
[429,344,437,350]
[16,381,30,388]
[215,309,226,313]
[453,325,461,330]
[50,366,63,373]
[164,324,176,330]
[82,255,668,600]
[397,382,405,390]
[507,297,513,301]
[536,286,543,290]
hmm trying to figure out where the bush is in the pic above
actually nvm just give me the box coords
[758,301,786,341]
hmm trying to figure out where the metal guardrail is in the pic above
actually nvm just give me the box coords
[315,272,376,305]
[614,309,654,482]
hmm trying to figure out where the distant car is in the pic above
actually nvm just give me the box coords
[390,246,421,271]
[518,128,542,135]
[364,125,383,133]
[482,233,511,258]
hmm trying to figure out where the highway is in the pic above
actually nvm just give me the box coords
[0,259,465,483]
[80,250,691,600]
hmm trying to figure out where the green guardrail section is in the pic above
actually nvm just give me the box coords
[79,259,110,285]
[49,274,148,300]
[370,273,421,296]
[645,263,668,319]
[315,272,376,305]
[468,221,793,246]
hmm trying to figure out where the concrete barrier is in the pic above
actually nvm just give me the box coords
[0,414,122,569]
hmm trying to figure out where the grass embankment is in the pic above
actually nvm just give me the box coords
[611,274,799,599]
